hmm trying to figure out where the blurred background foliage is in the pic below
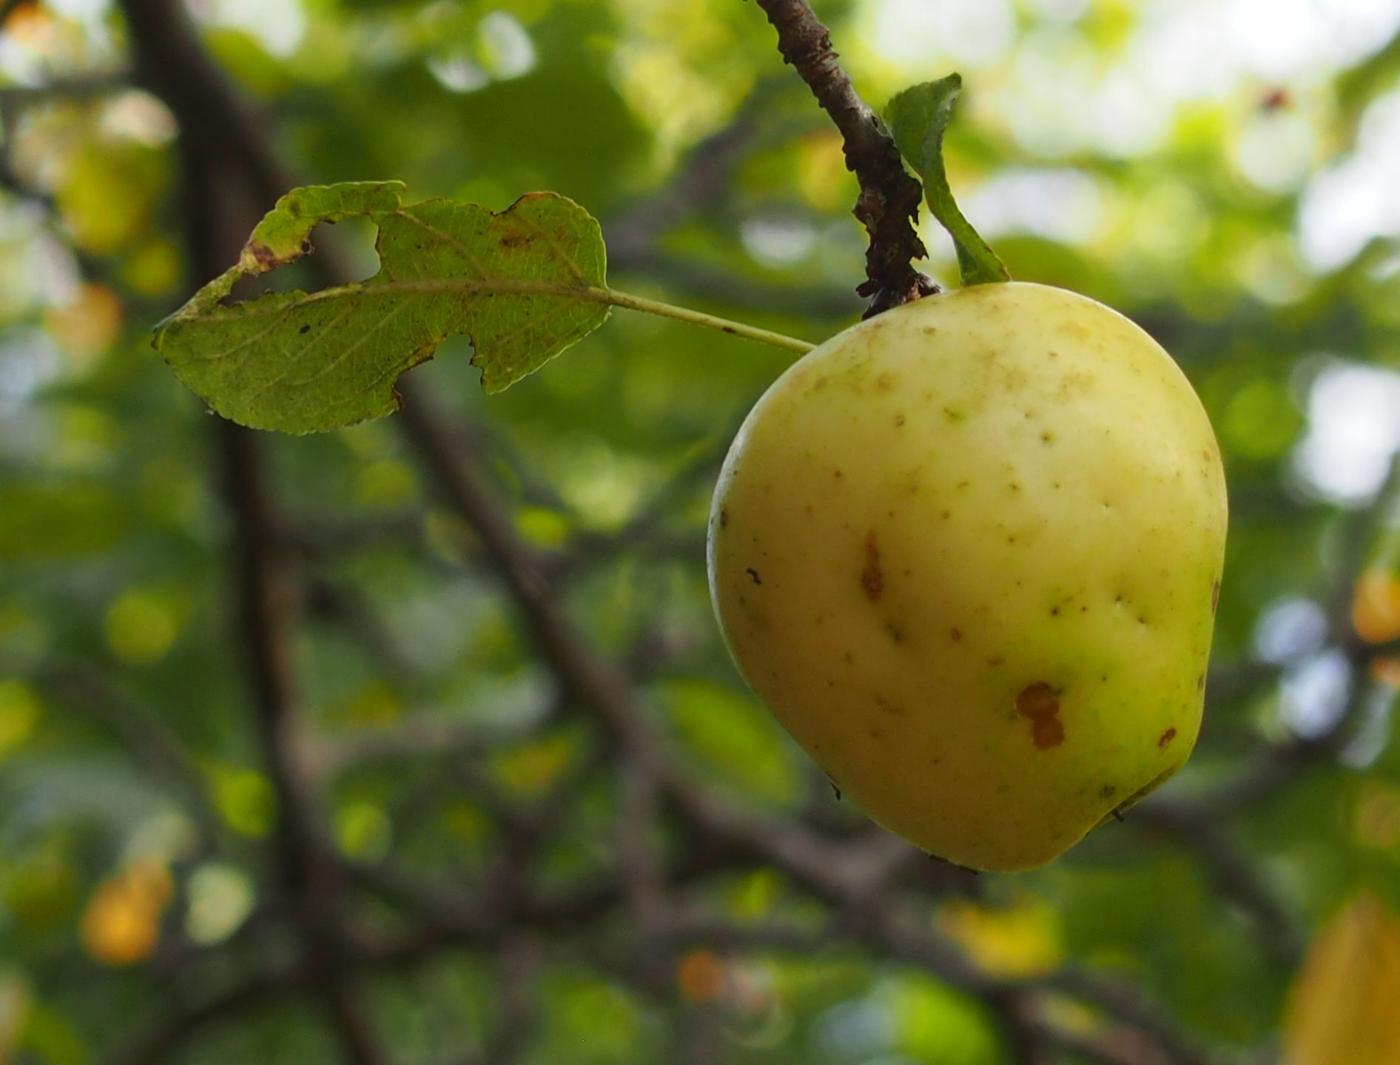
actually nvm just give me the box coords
[1,0,1400,1062]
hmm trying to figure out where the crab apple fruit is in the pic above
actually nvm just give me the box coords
[707,282,1227,872]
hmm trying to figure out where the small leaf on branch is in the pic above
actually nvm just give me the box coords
[884,75,1010,288]
[153,181,610,433]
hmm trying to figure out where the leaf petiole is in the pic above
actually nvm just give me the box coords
[602,287,815,354]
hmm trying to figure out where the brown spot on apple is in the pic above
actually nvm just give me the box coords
[860,531,883,602]
[1158,727,1177,748]
[1016,683,1064,749]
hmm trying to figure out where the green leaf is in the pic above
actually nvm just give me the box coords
[884,75,1010,287]
[153,181,610,433]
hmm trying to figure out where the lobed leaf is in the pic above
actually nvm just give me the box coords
[154,181,610,433]
[885,75,1010,288]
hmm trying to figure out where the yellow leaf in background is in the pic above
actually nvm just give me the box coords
[1283,891,1400,1065]
[80,860,173,967]
[120,237,183,298]
[1353,780,1400,850]
[1,2,48,43]
[103,587,180,665]
[676,949,726,1003]
[335,800,392,861]
[796,130,846,212]
[936,894,1063,979]
[206,764,274,838]
[56,141,167,256]
[335,682,403,728]
[439,799,487,845]
[3,852,76,931]
[727,869,779,921]
[0,680,40,758]
[43,283,123,365]
[493,732,577,796]
[1352,569,1400,645]
[353,458,418,508]
[0,971,29,1064]
[1371,656,1400,690]
[516,505,570,549]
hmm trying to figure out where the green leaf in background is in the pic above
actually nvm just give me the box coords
[884,75,1010,288]
[153,181,610,432]
[0,480,129,560]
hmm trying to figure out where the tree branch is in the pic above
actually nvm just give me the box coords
[751,0,934,315]
[117,3,390,1062]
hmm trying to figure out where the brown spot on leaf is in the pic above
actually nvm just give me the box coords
[246,241,281,268]
[1157,727,1177,748]
[1015,682,1065,749]
[861,531,884,602]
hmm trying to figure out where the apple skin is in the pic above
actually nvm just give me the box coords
[707,282,1227,872]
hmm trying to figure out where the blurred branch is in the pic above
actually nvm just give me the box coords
[27,660,225,850]
[117,1,391,1062]
[605,88,771,264]
[1043,968,1215,1065]
[750,0,934,315]
[108,962,309,1065]
[1131,802,1301,966]
[0,71,129,105]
